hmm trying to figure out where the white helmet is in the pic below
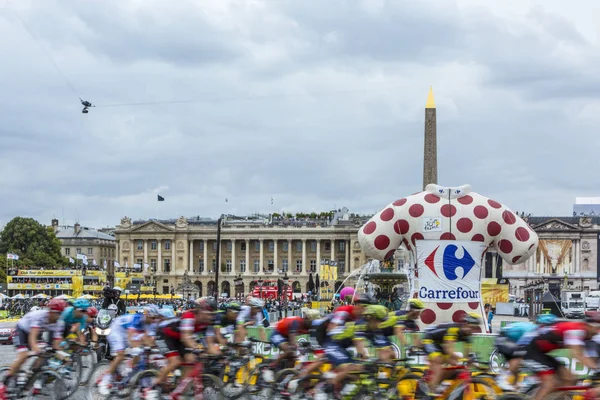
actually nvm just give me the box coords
[248,298,264,308]
[113,286,123,292]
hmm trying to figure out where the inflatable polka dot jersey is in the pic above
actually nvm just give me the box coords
[358,184,539,332]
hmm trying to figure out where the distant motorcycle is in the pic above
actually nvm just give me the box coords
[95,304,118,360]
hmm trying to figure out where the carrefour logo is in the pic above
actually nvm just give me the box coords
[424,244,476,281]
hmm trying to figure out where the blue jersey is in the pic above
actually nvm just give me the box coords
[115,313,146,332]
[61,307,87,330]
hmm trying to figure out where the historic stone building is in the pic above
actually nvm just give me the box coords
[502,216,600,297]
[113,211,378,297]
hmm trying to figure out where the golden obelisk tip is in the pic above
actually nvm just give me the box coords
[425,86,436,109]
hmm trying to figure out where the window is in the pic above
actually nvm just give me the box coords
[164,259,171,272]
[282,259,288,272]
[325,242,331,252]
[212,242,218,251]
[338,261,345,274]
[151,241,157,250]
[65,248,70,255]
[240,242,246,251]
[226,260,232,273]
[227,242,232,251]
[296,241,302,252]
[310,260,316,272]
[267,260,274,272]
[212,259,217,271]
[165,241,171,250]
[76,248,81,254]
[198,260,204,273]
[112,249,115,257]
[339,241,345,252]
[199,241,204,251]
[268,241,274,251]
[254,241,260,251]
[310,241,316,252]
[296,260,302,272]
[282,241,288,252]
[151,259,157,271]
[88,248,93,255]
[137,240,143,250]
[240,260,246,273]
[253,260,260,273]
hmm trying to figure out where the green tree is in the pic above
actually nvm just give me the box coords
[0,217,67,268]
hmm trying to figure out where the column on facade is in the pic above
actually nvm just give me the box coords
[143,240,148,266]
[302,239,307,273]
[115,242,120,268]
[530,249,537,275]
[129,242,134,269]
[245,239,250,276]
[171,238,176,271]
[540,252,545,274]
[345,240,350,274]
[231,239,236,275]
[287,239,293,272]
[259,239,264,272]
[574,240,580,273]
[492,254,497,279]
[203,239,208,275]
[157,239,162,273]
[189,240,194,273]
[330,239,335,262]
[315,239,320,273]
[273,239,278,272]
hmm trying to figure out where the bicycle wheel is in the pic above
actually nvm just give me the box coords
[60,353,83,398]
[450,377,500,400]
[86,360,112,400]
[181,374,223,400]
[129,369,159,400]
[79,350,97,386]
[27,369,67,400]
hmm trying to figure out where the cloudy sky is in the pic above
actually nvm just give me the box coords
[1,0,598,229]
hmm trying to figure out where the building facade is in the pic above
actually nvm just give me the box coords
[52,219,116,277]
[113,212,380,297]
[502,216,600,298]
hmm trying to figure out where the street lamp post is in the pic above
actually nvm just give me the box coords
[282,272,289,318]
[214,214,224,298]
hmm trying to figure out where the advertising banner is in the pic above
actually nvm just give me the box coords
[7,283,72,290]
[115,272,144,279]
[82,285,105,291]
[16,270,78,277]
[416,240,485,302]
[481,279,509,307]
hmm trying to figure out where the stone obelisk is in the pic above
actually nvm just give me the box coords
[423,86,437,190]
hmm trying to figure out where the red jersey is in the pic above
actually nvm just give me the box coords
[162,310,210,340]
[534,321,587,353]
[275,317,307,337]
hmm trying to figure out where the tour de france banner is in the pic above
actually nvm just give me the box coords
[416,240,486,302]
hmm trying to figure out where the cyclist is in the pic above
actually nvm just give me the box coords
[394,299,424,347]
[6,299,67,387]
[355,304,397,363]
[212,302,241,346]
[150,298,219,397]
[323,293,377,396]
[86,307,99,349]
[61,298,91,346]
[422,312,482,393]
[523,312,600,400]
[235,297,268,343]
[98,304,162,395]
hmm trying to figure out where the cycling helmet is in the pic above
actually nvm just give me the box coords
[585,311,600,324]
[48,298,67,313]
[408,299,425,310]
[73,298,91,310]
[364,305,388,320]
[86,307,99,318]
[248,298,265,308]
[195,297,218,312]
[302,308,321,321]
[462,312,482,324]
[144,304,161,317]
[354,293,378,305]
[226,302,242,312]
[159,308,175,319]
[113,286,123,292]
[536,313,558,325]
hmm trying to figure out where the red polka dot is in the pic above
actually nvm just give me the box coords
[498,239,513,254]
[363,221,376,235]
[512,256,522,263]
[374,235,390,250]
[440,204,457,217]
[381,208,395,222]
[456,218,473,233]
[411,232,424,245]
[487,221,502,236]
[515,227,530,242]
[473,206,489,219]
[424,194,440,204]
[457,195,473,205]
[452,310,467,323]
[402,239,412,251]
[384,249,396,260]
[437,303,452,310]
[394,219,410,235]
[409,204,425,218]
[420,309,436,324]
[502,210,516,225]
[488,199,502,209]
[471,326,482,334]
[440,232,456,240]
[472,234,485,242]
[468,302,479,310]
[393,198,407,206]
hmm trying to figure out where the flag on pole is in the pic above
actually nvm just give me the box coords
[103,260,107,270]
[69,257,75,264]
[157,195,165,202]
[76,254,87,261]
[6,253,19,260]
[114,261,121,268]
[82,259,88,266]
[92,259,97,266]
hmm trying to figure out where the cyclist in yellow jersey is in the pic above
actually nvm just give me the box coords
[355,305,397,362]
[394,299,424,347]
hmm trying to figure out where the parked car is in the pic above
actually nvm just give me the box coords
[0,328,15,345]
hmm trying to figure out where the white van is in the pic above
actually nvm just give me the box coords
[586,291,600,310]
